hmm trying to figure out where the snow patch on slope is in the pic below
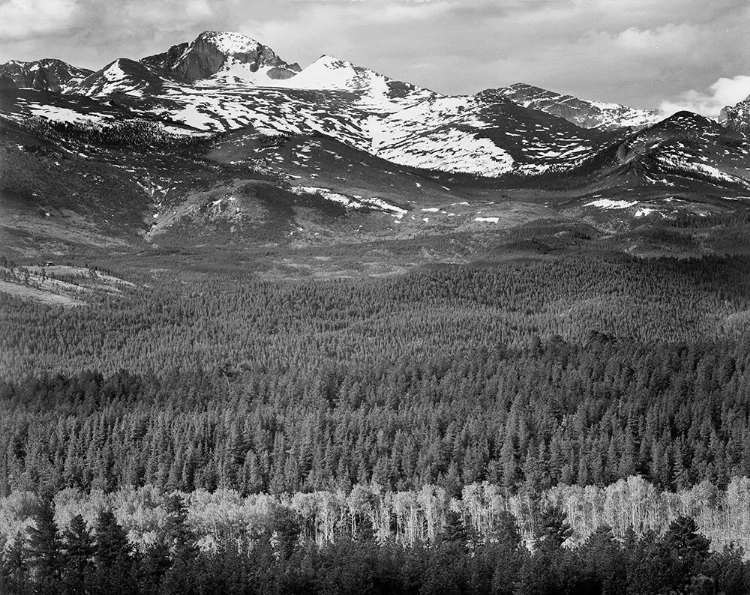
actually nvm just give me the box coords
[585,199,637,209]
[379,128,514,176]
[25,103,113,125]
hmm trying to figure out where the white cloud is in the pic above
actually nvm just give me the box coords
[0,0,79,40]
[660,76,750,118]
[615,24,697,53]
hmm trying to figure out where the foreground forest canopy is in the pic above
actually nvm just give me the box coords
[3,491,750,595]
[3,253,750,592]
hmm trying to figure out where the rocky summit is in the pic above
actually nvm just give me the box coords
[721,94,750,133]
[141,31,301,84]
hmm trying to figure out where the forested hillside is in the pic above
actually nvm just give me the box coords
[3,253,750,592]
[3,255,750,497]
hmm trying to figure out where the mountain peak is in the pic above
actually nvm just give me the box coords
[507,82,547,93]
[313,55,352,68]
[193,31,263,55]
[141,30,300,84]
[72,58,169,97]
[652,110,723,136]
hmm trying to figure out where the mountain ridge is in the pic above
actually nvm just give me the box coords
[491,82,661,131]
[0,58,93,93]
[2,30,750,262]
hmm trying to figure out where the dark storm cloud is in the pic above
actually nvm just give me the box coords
[1,0,748,114]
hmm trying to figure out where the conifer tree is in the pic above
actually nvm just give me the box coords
[1,535,30,595]
[441,510,467,546]
[272,507,302,561]
[534,505,572,551]
[26,497,61,593]
[94,509,130,569]
[60,514,94,594]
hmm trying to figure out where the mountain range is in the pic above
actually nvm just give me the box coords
[1,31,750,267]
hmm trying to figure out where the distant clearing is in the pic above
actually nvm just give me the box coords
[0,280,86,306]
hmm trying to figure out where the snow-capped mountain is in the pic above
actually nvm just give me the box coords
[278,55,437,113]
[720,94,750,133]
[494,83,660,131]
[0,30,748,191]
[141,31,301,85]
[3,31,750,263]
[0,59,92,93]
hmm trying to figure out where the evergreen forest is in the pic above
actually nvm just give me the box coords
[3,253,750,593]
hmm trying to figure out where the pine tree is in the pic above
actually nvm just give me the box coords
[93,509,135,595]
[61,514,94,594]
[441,510,467,547]
[662,515,711,586]
[534,505,572,551]
[163,494,197,561]
[1,535,30,595]
[272,507,302,561]
[26,497,61,592]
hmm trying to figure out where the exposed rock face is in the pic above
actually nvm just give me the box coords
[489,83,660,131]
[140,31,301,83]
[0,59,92,92]
[720,95,750,132]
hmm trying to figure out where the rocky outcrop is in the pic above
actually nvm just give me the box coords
[720,95,750,133]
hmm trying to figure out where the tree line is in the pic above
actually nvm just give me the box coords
[4,476,750,555]
[3,492,749,595]
[19,116,209,151]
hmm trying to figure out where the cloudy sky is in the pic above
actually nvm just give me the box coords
[1,0,749,116]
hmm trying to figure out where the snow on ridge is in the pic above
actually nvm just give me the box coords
[656,153,750,188]
[289,186,407,217]
[585,199,637,209]
[290,186,354,207]
[280,55,367,91]
[203,31,263,55]
[277,55,435,114]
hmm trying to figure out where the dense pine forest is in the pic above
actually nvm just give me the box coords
[3,253,750,592]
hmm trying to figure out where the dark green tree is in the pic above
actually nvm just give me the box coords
[26,497,61,593]
[441,510,467,546]
[580,525,626,595]
[534,505,572,551]
[272,507,302,561]
[163,494,196,560]
[60,514,94,595]
[1,535,31,595]
[661,515,711,590]
[93,509,136,595]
